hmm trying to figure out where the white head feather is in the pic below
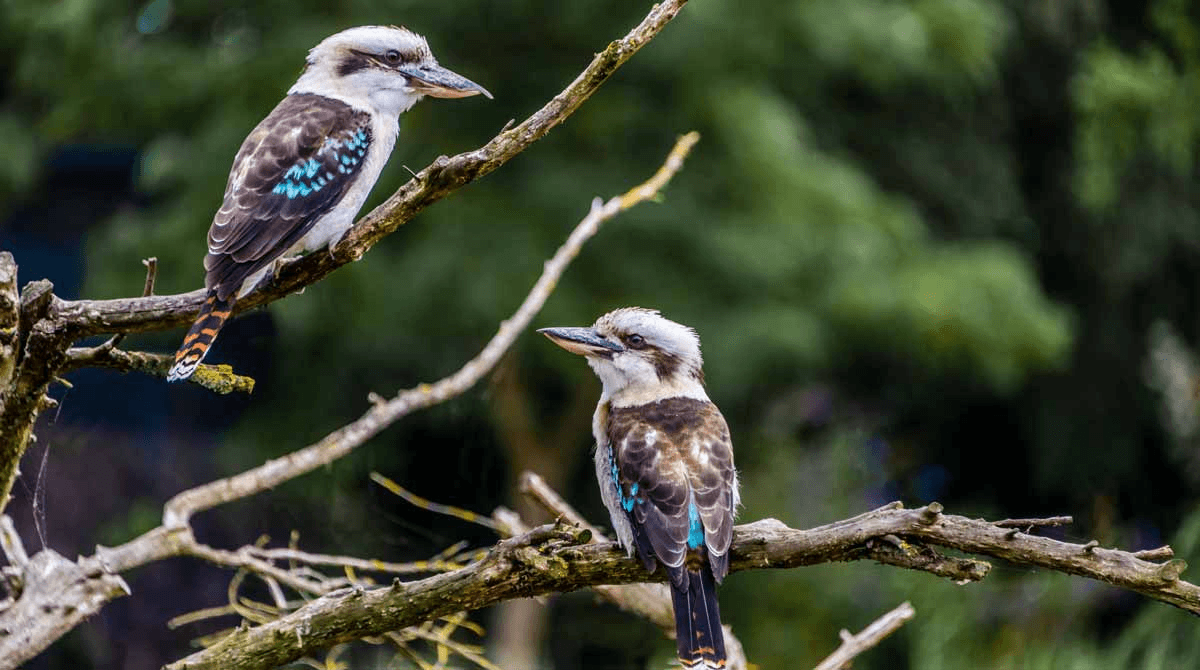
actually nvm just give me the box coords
[288,26,487,117]
[586,307,709,407]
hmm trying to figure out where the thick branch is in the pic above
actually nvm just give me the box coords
[0,550,130,666]
[0,253,17,390]
[0,279,66,511]
[46,0,690,342]
[170,501,1200,670]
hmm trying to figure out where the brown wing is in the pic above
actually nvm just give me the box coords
[204,93,372,299]
[608,397,737,584]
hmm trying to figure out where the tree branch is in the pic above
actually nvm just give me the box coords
[167,499,1200,670]
[0,549,130,661]
[813,602,915,670]
[0,278,66,511]
[60,346,255,395]
[0,253,18,391]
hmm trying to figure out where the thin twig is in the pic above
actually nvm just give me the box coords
[101,257,158,351]
[371,472,499,531]
[407,626,504,670]
[244,545,466,576]
[992,516,1073,529]
[0,516,28,568]
[1133,546,1175,561]
[813,602,916,670]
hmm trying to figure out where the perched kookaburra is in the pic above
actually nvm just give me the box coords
[540,308,739,670]
[168,25,489,381]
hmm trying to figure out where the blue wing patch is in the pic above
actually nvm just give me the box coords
[613,458,644,513]
[272,128,371,199]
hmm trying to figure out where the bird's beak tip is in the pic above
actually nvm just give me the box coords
[408,63,491,100]
[538,326,622,355]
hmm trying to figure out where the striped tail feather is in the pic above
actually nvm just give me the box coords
[670,565,726,669]
[167,292,234,382]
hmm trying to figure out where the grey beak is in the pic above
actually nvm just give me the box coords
[400,62,492,99]
[538,327,624,356]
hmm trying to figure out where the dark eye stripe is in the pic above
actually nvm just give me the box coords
[338,48,419,77]
[336,52,373,77]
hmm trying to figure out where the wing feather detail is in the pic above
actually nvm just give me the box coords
[607,397,737,584]
[203,93,372,299]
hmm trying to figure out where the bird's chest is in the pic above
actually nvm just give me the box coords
[300,114,400,252]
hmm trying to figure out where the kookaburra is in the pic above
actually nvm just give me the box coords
[168,25,489,381]
[540,308,739,670]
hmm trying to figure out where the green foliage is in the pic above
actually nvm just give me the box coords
[1073,0,1200,211]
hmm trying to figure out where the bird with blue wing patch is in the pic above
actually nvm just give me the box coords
[168,25,490,381]
[540,308,740,669]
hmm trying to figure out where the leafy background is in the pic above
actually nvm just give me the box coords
[3,0,1200,667]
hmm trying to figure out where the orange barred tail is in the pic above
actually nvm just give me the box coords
[671,566,726,669]
[167,292,234,382]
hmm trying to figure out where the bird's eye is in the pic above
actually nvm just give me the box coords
[384,49,402,64]
[625,334,646,349]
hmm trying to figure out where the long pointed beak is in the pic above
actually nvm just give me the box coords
[538,327,623,357]
[400,62,492,99]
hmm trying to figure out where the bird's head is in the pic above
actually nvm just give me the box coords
[291,25,491,116]
[539,307,708,406]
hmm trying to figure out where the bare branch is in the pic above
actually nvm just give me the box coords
[101,256,158,352]
[0,516,27,569]
[141,257,158,297]
[372,472,499,532]
[244,546,467,577]
[813,602,916,670]
[0,253,18,391]
[1133,546,1176,561]
[168,499,1200,670]
[0,550,130,666]
[60,346,254,395]
[992,516,1073,529]
[167,497,1193,670]
[0,278,67,511]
